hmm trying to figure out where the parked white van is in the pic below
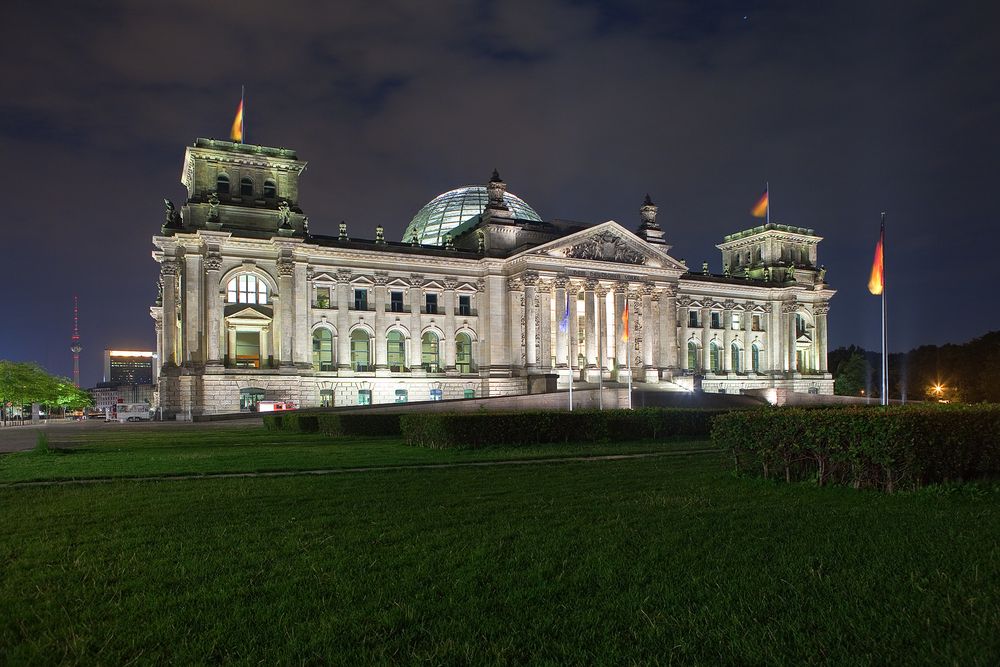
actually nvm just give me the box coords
[117,403,152,423]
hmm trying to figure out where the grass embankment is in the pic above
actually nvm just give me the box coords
[0,427,706,483]
[1,446,997,663]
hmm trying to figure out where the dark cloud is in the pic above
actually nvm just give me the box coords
[1,0,998,386]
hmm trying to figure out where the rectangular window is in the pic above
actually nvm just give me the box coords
[752,314,763,331]
[425,293,438,314]
[394,389,408,404]
[354,288,368,311]
[458,295,471,316]
[314,287,331,308]
[430,388,443,401]
[390,291,404,312]
[731,312,741,330]
[357,389,372,405]
[688,310,698,327]
[463,389,475,399]
[711,312,721,329]
[320,390,334,408]
[234,330,261,368]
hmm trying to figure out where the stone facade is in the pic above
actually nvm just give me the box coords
[153,138,836,417]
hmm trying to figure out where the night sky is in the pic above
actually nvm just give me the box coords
[2,0,997,388]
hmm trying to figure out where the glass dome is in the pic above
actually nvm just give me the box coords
[402,186,542,246]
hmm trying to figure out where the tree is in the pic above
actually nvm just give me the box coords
[834,350,871,396]
[0,361,93,416]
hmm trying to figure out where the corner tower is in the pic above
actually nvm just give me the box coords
[167,138,309,239]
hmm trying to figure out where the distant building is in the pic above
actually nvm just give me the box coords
[104,350,156,385]
[152,137,835,417]
[90,383,155,412]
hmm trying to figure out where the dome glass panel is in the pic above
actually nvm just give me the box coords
[403,186,542,245]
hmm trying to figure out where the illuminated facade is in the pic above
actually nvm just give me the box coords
[152,138,835,417]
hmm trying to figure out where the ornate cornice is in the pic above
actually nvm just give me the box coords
[336,269,353,284]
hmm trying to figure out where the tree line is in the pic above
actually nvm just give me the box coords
[829,330,1000,402]
[0,361,93,420]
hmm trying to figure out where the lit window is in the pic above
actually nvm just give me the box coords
[216,174,230,195]
[312,328,334,371]
[394,389,408,404]
[314,286,331,308]
[240,177,253,197]
[226,274,269,304]
[752,314,763,331]
[687,341,698,370]
[456,332,473,373]
[731,342,741,372]
[711,312,722,329]
[357,389,372,405]
[709,341,721,373]
[464,389,475,399]
[421,332,440,371]
[386,330,406,371]
[430,388,443,401]
[751,343,761,372]
[731,312,741,330]
[350,330,371,371]
[263,179,277,198]
[320,389,334,408]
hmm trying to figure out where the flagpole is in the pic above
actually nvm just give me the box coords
[598,294,604,411]
[568,294,574,412]
[880,212,888,407]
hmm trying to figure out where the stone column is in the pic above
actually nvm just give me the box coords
[153,318,163,381]
[662,288,677,373]
[277,258,294,367]
[161,259,178,367]
[595,284,610,376]
[226,325,237,366]
[743,304,753,372]
[676,296,690,371]
[538,280,552,371]
[374,274,388,369]
[768,302,781,372]
[568,283,580,374]
[554,278,568,368]
[183,252,202,364]
[642,285,655,372]
[337,270,352,370]
[815,302,830,373]
[507,277,525,370]
[701,304,712,373]
[523,272,538,369]
[293,263,310,367]
[409,275,424,371]
[722,301,734,373]
[204,252,223,366]
[783,302,798,373]
[584,280,598,368]
[614,283,628,372]
[443,278,457,371]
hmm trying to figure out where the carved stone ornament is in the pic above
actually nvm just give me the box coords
[522,271,539,287]
[204,251,223,272]
[487,169,507,209]
[564,232,645,265]
[277,200,292,228]
[507,277,524,291]
[374,273,389,286]
[277,259,294,278]
[781,301,798,314]
[762,303,773,314]
[814,303,831,315]
[207,192,220,221]
[336,269,353,284]
[160,259,179,276]
[639,194,658,226]
[723,300,736,311]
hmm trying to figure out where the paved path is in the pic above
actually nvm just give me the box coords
[0,447,716,489]
[0,418,263,453]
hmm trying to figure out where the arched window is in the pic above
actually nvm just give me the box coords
[386,330,406,371]
[216,174,230,195]
[751,343,761,372]
[312,328,334,371]
[421,332,440,372]
[687,341,698,371]
[731,342,741,373]
[709,341,721,373]
[240,177,254,197]
[350,330,371,371]
[263,179,277,199]
[226,274,269,304]
[456,333,473,373]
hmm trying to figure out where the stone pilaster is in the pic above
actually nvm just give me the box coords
[815,302,830,373]
[443,277,457,371]
[523,272,538,369]
[641,284,655,372]
[538,280,552,371]
[183,252,202,364]
[409,274,424,372]
[554,276,568,368]
[374,273,388,369]
[204,251,223,366]
[507,277,525,370]
[277,258,294,367]
[160,259,179,367]
[722,300,735,373]
[337,270,352,370]
[584,280,598,369]
[293,262,310,367]
[701,303,712,373]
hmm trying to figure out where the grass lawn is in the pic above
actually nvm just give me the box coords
[0,427,707,483]
[0,434,997,664]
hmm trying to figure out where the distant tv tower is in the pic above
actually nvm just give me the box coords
[70,295,82,388]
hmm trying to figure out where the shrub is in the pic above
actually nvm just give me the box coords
[316,413,402,437]
[400,408,722,449]
[711,405,1000,491]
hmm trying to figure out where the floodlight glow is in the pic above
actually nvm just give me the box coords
[109,350,155,357]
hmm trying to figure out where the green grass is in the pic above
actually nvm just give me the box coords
[0,448,997,664]
[0,427,705,483]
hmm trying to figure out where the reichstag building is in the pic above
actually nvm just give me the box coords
[152,138,835,416]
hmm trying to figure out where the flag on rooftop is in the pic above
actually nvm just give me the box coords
[621,300,629,342]
[751,187,769,218]
[230,90,244,143]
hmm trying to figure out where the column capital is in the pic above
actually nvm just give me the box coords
[374,272,389,286]
[277,259,294,278]
[507,276,524,291]
[521,271,539,287]
[814,302,830,315]
[336,269,353,284]
[553,274,569,288]
[443,277,457,290]
[160,259,179,276]
[409,273,424,287]
[584,279,599,291]
[204,251,223,272]
[781,301,798,314]
[722,299,736,311]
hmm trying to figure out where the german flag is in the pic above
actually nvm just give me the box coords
[230,92,244,143]
[868,221,884,295]
[751,188,768,218]
[621,300,629,343]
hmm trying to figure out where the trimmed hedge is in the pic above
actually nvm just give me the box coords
[400,408,721,449]
[711,405,1000,491]
[262,412,402,437]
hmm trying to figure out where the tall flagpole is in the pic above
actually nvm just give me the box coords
[880,212,888,407]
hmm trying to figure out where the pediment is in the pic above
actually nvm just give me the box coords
[311,272,338,284]
[225,305,273,321]
[516,221,686,270]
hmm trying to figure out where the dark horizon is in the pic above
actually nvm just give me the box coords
[2,0,997,387]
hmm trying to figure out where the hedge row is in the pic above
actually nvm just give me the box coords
[711,405,1000,491]
[263,412,402,437]
[400,408,721,449]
